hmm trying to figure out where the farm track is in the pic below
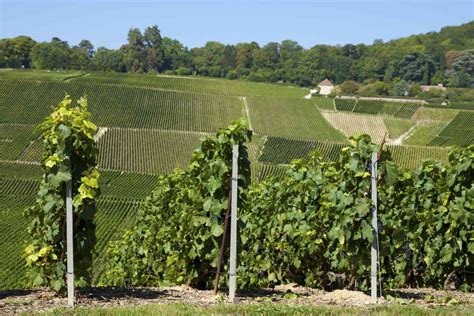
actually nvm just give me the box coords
[391,124,418,145]
[240,96,253,130]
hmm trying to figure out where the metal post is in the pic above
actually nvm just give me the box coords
[370,152,378,301]
[66,178,74,307]
[229,144,238,303]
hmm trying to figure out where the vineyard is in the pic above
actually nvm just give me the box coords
[321,111,389,143]
[333,97,422,119]
[0,70,308,98]
[0,79,244,131]
[0,124,37,160]
[259,136,345,164]
[334,98,357,111]
[100,125,473,293]
[0,70,473,293]
[313,96,335,110]
[256,136,449,171]
[97,128,207,174]
[430,111,474,146]
[383,118,415,139]
[246,96,346,141]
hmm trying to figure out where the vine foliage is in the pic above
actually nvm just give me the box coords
[102,130,473,291]
[102,118,251,288]
[23,94,99,292]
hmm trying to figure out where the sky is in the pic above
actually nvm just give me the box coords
[0,0,473,49]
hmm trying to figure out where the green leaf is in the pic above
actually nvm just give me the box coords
[361,220,373,242]
[51,279,63,292]
[58,124,71,138]
[206,176,222,194]
[48,165,71,186]
[211,222,224,237]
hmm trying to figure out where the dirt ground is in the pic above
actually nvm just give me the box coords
[0,284,473,314]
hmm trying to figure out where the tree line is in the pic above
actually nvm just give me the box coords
[1,22,473,88]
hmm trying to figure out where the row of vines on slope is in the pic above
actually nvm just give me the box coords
[102,119,252,288]
[23,95,100,292]
[240,139,473,291]
[101,127,473,291]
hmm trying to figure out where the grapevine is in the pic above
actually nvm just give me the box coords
[23,94,100,292]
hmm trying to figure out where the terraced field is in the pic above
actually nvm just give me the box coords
[256,138,449,171]
[425,101,474,111]
[0,195,35,289]
[353,99,386,114]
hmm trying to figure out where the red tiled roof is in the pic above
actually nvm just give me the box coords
[318,79,334,87]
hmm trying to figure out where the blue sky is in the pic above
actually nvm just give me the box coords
[1,0,472,49]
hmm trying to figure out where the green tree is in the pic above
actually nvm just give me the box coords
[144,25,165,72]
[92,47,126,72]
[339,80,360,95]
[446,50,474,87]
[0,36,36,68]
[398,52,436,84]
[31,38,73,70]
[125,28,146,72]
[392,80,410,96]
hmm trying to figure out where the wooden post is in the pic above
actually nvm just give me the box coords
[66,178,74,307]
[229,144,238,303]
[371,152,378,301]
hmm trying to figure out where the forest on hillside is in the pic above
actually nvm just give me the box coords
[1,22,473,88]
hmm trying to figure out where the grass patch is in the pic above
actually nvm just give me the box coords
[412,107,459,122]
[43,302,474,315]
[404,122,449,146]
[383,118,415,139]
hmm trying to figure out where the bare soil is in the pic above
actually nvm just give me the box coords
[1,285,473,314]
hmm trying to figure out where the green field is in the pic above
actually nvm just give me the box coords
[0,124,37,160]
[0,79,245,131]
[247,96,346,141]
[430,111,474,146]
[383,118,416,139]
[313,95,335,110]
[257,137,449,170]
[334,98,356,111]
[0,70,307,97]
[0,70,472,290]
[259,136,345,164]
[97,128,206,174]
[333,97,421,119]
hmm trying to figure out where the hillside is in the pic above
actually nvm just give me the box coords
[0,70,472,289]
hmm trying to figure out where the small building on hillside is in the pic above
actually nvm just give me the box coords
[420,84,446,92]
[317,79,334,95]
